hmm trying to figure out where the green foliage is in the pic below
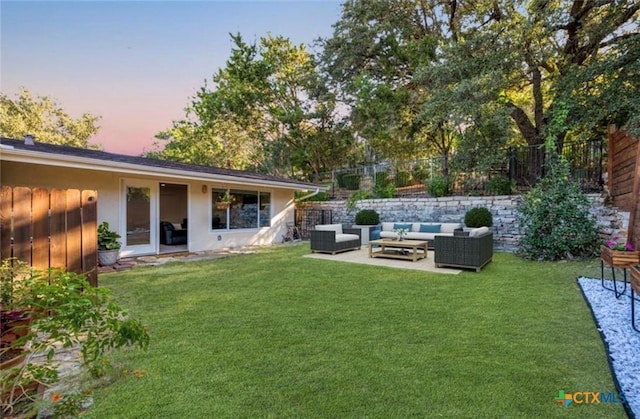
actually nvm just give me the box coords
[0,260,150,418]
[98,221,121,250]
[346,190,371,211]
[355,209,380,225]
[426,176,448,197]
[0,88,100,148]
[486,174,515,195]
[464,207,493,228]
[373,183,396,199]
[342,173,361,190]
[516,158,600,261]
[295,191,330,202]
[153,33,356,178]
[375,171,390,187]
[412,164,429,182]
[394,171,412,187]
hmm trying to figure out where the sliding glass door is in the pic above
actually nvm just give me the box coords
[121,179,157,256]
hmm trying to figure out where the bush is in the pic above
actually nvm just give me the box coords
[412,164,429,182]
[464,207,493,227]
[346,190,371,210]
[394,171,412,187]
[486,174,515,195]
[373,183,396,198]
[516,157,600,260]
[343,174,361,190]
[355,209,380,225]
[375,171,390,187]
[426,176,448,197]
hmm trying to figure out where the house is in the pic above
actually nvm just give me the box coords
[1,137,325,258]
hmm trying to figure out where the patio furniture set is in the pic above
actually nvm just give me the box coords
[309,222,493,272]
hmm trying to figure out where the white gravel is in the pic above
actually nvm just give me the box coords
[578,277,640,418]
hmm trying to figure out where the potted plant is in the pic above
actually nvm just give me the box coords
[600,238,640,267]
[353,209,380,245]
[214,190,233,210]
[97,221,121,266]
[464,207,493,228]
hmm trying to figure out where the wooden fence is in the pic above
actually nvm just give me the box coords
[607,126,640,249]
[0,186,98,286]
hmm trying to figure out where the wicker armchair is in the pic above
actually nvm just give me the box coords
[310,224,361,255]
[434,230,493,272]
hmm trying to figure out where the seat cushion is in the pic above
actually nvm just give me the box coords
[469,226,490,237]
[336,233,359,243]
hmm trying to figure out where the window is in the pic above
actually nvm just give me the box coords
[212,189,271,230]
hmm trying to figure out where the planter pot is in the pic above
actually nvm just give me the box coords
[214,202,231,210]
[98,249,120,266]
[352,225,376,245]
[600,246,640,268]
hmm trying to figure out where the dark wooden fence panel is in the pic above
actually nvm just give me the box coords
[0,186,98,286]
[608,126,639,210]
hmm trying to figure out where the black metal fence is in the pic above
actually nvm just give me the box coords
[318,138,605,197]
[294,209,333,239]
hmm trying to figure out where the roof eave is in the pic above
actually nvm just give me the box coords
[1,145,327,191]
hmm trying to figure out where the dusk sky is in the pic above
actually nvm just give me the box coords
[1,0,342,155]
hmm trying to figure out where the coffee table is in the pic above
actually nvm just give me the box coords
[368,239,428,262]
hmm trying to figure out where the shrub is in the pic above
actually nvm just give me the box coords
[394,171,412,187]
[516,157,600,260]
[0,260,150,417]
[355,209,380,225]
[373,183,395,198]
[346,190,371,210]
[412,163,429,182]
[464,207,493,227]
[375,171,390,187]
[486,174,515,195]
[343,174,361,190]
[426,176,448,197]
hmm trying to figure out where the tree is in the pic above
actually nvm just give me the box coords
[321,0,640,180]
[419,0,640,148]
[152,33,356,181]
[0,88,100,148]
[321,0,464,175]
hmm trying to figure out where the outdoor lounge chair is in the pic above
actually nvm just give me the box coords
[434,227,493,271]
[310,224,361,255]
[160,221,188,245]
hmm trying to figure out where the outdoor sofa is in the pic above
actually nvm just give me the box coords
[434,227,493,272]
[310,223,361,255]
[378,222,463,248]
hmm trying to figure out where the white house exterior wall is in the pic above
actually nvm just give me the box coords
[1,161,295,254]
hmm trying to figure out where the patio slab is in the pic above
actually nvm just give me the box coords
[304,248,462,275]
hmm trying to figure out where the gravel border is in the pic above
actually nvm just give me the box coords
[577,277,639,418]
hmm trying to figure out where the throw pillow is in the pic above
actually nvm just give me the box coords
[419,224,441,233]
[393,223,412,231]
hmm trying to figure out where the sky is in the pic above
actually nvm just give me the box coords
[1,0,343,155]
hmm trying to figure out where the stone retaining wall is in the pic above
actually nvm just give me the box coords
[298,194,630,251]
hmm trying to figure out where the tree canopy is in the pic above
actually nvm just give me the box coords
[0,88,100,148]
[151,33,356,181]
[153,1,639,181]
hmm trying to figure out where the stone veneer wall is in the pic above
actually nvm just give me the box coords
[298,194,630,252]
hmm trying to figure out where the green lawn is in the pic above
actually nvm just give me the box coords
[85,244,625,418]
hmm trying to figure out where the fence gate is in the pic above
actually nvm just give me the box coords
[0,186,98,286]
[295,208,332,239]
